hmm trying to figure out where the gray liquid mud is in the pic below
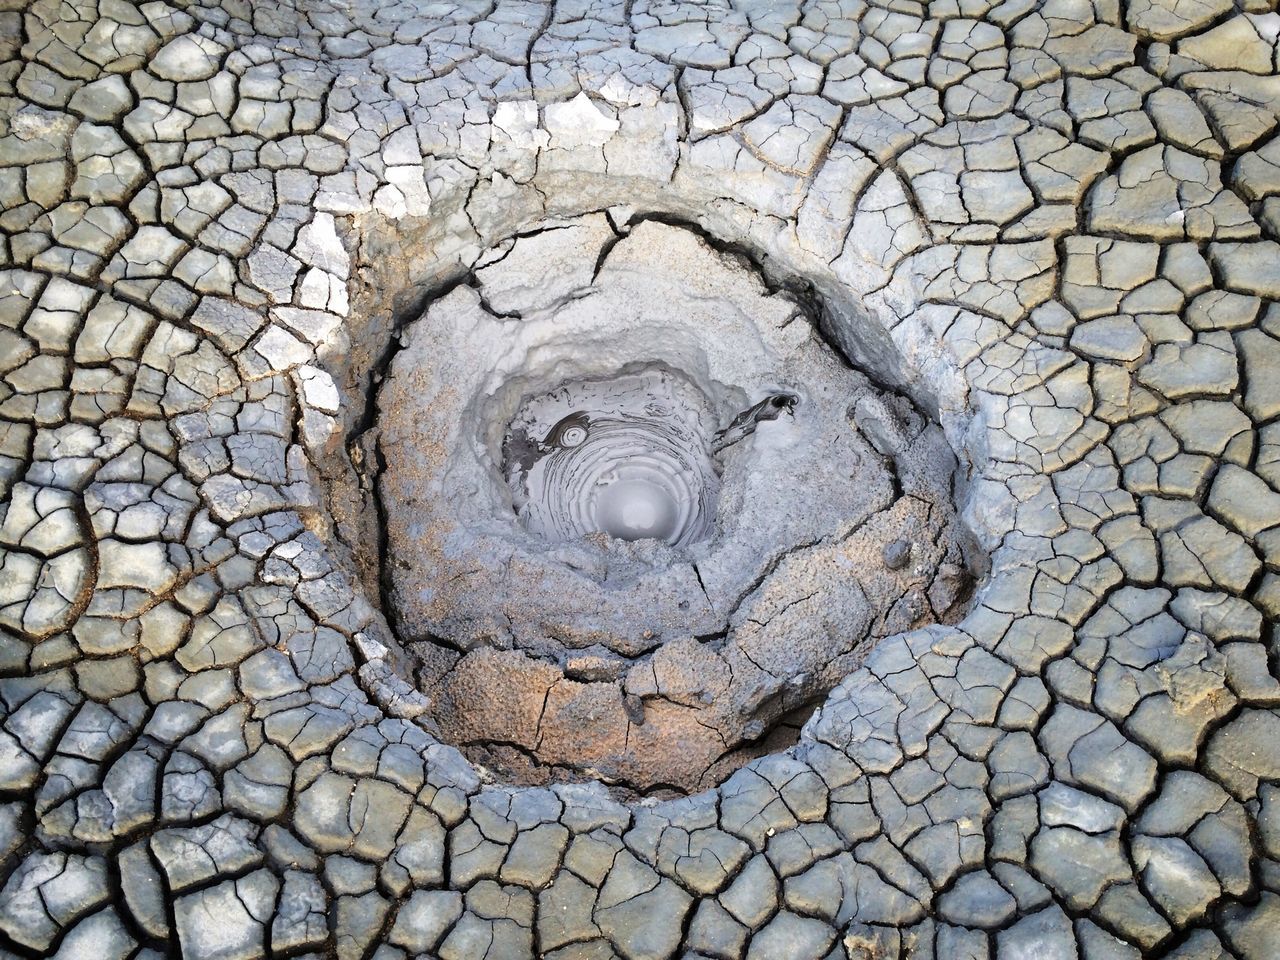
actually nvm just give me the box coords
[504,369,719,547]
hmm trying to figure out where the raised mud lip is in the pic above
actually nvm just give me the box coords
[365,216,986,796]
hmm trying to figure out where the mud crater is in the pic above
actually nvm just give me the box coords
[354,215,983,797]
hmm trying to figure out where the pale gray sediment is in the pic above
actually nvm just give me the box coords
[1,1,1279,958]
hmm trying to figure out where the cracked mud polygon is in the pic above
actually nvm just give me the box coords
[3,1,1280,959]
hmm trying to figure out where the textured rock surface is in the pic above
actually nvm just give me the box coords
[1,0,1279,957]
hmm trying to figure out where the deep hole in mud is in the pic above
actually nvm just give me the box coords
[503,366,721,548]
[325,213,986,800]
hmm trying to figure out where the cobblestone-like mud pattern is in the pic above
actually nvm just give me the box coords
[3,0,1280,958]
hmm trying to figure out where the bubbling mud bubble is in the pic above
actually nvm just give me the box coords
[503,369,719,548]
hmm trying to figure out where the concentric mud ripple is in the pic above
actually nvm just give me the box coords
[505,368,718,548]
